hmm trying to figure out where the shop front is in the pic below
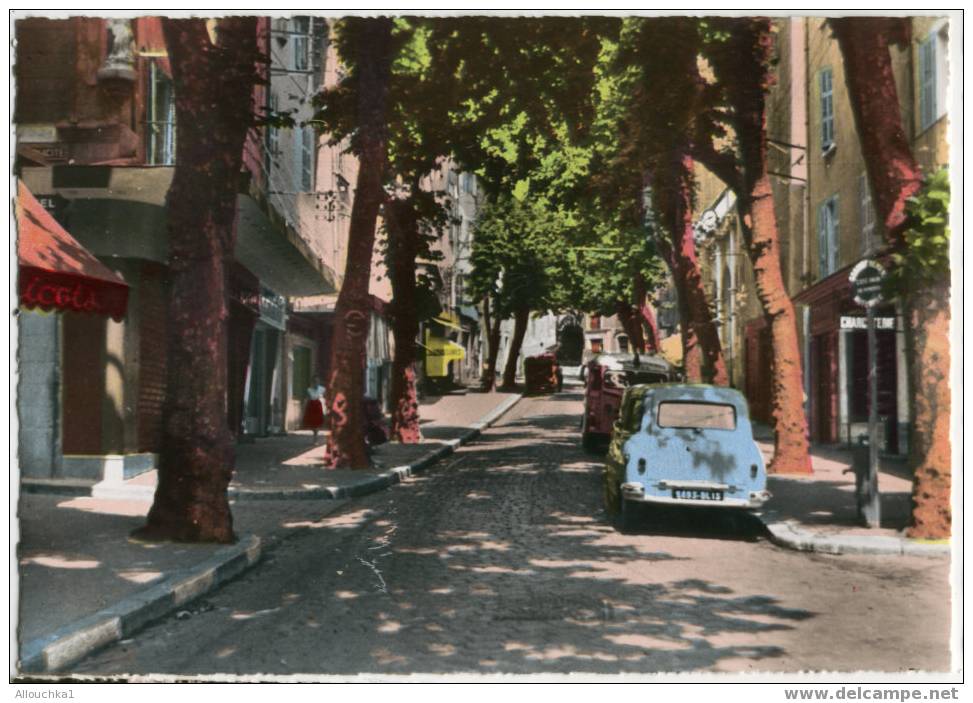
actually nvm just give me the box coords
[241,287,288,437]
[16,182,132,479]
[794,265,909,454]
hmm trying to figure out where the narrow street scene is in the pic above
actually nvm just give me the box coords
[11,10,957,690]
[67,392,951,676]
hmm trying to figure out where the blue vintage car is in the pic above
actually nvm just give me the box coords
[603,384,771,530]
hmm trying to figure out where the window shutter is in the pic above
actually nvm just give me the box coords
[819,69,834,148]
[311,18,328,92]
[293,126,302,191]
[818,204,825,276]
[829,196,840,274]
[920,37,936,129]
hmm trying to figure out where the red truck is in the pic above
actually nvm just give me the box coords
[581,353,676,451]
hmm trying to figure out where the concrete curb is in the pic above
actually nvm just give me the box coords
[761,517,951,558]
[16,395,523,673]
[19,534,262,673]
[227,393,523,502]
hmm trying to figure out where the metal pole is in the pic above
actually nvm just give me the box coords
[863,304,881,527]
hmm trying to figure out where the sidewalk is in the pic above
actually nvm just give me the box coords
[754,436,950,558]
[14,390,521,674]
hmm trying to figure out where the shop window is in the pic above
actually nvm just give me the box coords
[859,173,876,255]
[292,345,311,399]
[919,23,948,132]
[819,68,835,153]
[147,62,176,165]
[818,195,839,278]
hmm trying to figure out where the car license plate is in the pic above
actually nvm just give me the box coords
[672,488,724,501]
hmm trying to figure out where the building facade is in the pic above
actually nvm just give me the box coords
[692,16,951,452]
[13,17,338,481]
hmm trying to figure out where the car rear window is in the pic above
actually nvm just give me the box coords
[657,401,736,430]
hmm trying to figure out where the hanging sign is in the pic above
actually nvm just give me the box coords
[849,259,886,308]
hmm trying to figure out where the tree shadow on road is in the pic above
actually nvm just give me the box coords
[235,401,819,676]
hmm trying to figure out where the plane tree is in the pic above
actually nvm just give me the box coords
[137,17,260,543]
[610,18,729,384]
[307,17,398,468]
[692,16,813,474]
[831,17,951,538]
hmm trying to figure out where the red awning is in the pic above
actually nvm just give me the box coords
[16,182,129,321]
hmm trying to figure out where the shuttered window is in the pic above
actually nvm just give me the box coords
[292,17,310,72]
[919,25,948,132]
[819,68,834,151]
[818,195,839,279]
[301,126,314,192]
[919,35,936,130]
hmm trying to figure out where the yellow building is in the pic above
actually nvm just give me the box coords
[693,16,951,450]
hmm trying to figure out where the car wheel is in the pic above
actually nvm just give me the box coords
[603,477,621,516]
[619,497,639,533]
[582,431,599,453]
[581,414,597,452]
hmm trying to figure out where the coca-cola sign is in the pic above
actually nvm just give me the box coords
[19,267,128,321]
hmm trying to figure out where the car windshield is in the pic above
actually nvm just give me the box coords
[657,401,736,430]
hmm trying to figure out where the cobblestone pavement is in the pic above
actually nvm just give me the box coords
[73,391,952,677]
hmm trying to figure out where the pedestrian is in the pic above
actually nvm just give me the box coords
[303,375,326,443]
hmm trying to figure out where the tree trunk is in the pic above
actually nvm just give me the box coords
[481,296,502,391]
[324,18,393,469]
[501,306,529,388]
[831,18,922,236]
[832,18,949,537]
[614,299,645,354]
[617,273,649,354]
[138,18,258,543]
[905,282,951,538]
[708,18,812,474]
[386,197,422,444]
[634,273,659,353]
[741,175,812,474]
[639,303,660,354]
[652,152,728,385]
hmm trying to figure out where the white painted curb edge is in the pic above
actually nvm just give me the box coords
[18,534,262,674]
[762,519,950,558]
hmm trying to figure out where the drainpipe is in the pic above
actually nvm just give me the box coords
[802,17,813,427]
[728,225,736,386]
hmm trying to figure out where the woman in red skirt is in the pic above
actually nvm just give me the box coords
[302,375,326,442]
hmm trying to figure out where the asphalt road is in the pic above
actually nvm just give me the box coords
[73,391,952,677]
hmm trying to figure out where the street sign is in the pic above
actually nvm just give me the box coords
[849,259,886,308]
[846,258,888,528]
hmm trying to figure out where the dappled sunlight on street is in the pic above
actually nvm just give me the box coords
[20,553,102,570]
[57,497,151,518]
